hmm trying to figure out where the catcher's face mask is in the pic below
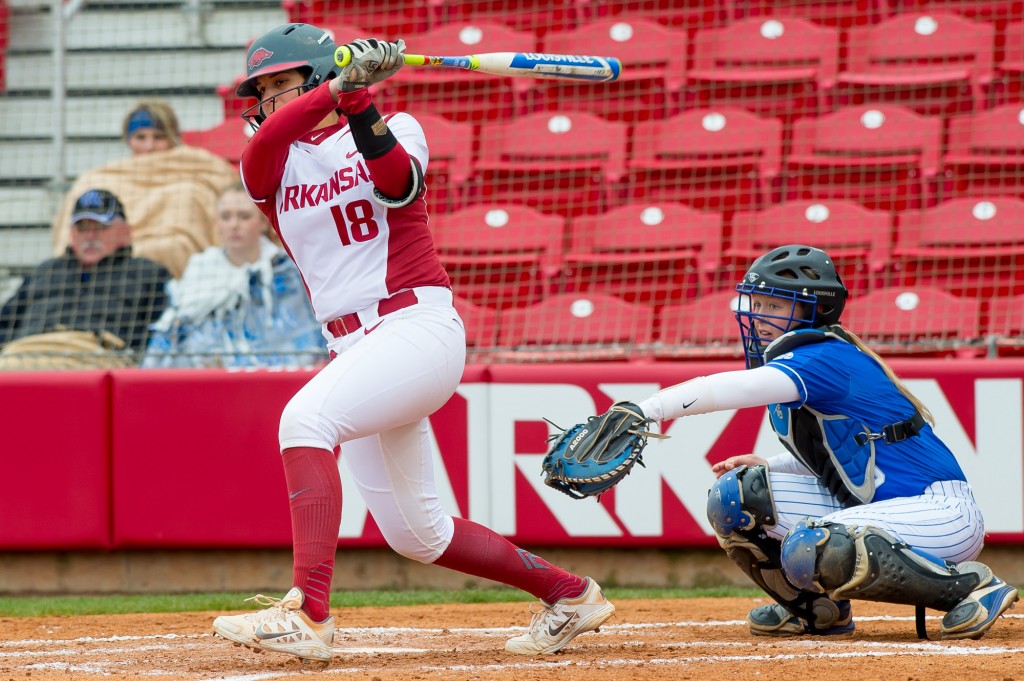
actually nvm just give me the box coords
[734,283,817,369]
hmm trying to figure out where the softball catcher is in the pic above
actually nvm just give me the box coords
[545,245,1018,640]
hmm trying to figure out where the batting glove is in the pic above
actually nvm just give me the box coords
[337,38,406,92]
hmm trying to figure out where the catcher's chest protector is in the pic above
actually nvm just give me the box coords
[764,328,875,506]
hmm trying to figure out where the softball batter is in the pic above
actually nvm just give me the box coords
[211,23,613,662]
[633,244,1018,639]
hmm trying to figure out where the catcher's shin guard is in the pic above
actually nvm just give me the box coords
[708,466,840,632]
[780,521,984,612]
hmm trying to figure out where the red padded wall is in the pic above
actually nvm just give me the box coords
[0,371,111,548]
[110,369,312,548]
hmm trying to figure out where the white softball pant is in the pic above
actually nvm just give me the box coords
[765,473,986,564]
[279,287,466,563]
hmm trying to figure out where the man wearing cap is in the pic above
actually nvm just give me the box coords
[0,189,171,367]
[50,99,239,278]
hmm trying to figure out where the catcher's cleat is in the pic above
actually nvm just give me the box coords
[748,600,855,637]
[939,571,1020,640]
[505,578,615,655]
[212,586,334,661]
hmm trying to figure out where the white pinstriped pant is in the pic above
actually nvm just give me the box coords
[764,474,985,564]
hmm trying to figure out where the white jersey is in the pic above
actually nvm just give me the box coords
[244,110,450,323]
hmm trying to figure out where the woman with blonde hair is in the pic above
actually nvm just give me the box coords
[611,244,1018,642]
[51,98,238,277]
[121,99,182,154]
[144,183,322,368]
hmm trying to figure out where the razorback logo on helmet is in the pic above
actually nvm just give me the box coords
[248,47,274,72]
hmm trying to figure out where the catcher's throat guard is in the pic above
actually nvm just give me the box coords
[541,402,668,500]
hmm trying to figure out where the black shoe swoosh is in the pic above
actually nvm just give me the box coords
[547,612,579,637]
[255,628,297,641]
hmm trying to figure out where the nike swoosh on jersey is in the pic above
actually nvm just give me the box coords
[310,132,326,142]
[346,149,360,158]
[682,399,698,409]
[363,320,384,335]
[289,487,313,500]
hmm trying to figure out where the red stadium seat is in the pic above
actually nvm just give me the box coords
[832,12,995,119]
[453,295,500,349]
[984,293,1024,356]
[283,1,430,38]
[942,104,1024,200]
[842,286,984,357]
[893,0,1021,62]
[433,0,581,37]
[432,204,566,308]
[217,73,260,122]
[473,111,629,220]
[416,113,474,214]
[627,107,783,216]
[533,19,688,124]
[181,119,251,168]
[892,196,1024,298]
[686,17,840,129]
[733,0,888,70]
[653,289,746,360]
[376,22,536,125]
[564,202,724,304]
[727,199,893,294]
[735,0,887,30]
[991,20,1024,104]
[784,105,942,214]
[582,0,730,34]
[495,292,655,361]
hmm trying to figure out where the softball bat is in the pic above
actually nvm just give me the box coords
[334,47,622,82]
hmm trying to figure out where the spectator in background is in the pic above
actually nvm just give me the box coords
[0,189,171,369]
[144,184,324,368]
[123,99,181,154]
[51,99,239,278]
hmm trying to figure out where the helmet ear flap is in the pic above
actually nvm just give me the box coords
[305,54,341,90]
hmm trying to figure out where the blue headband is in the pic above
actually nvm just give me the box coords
[126,110,158,136]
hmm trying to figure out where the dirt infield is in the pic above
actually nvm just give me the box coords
[1,597,1021,680]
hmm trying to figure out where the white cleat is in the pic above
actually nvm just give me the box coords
[505,578,615,655]
[212,587,334,662]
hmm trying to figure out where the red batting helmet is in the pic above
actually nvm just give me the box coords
[236,23,340,99]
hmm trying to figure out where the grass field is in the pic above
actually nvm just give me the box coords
[0,586,762,617]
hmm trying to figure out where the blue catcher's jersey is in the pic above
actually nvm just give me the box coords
[766,333,966,502]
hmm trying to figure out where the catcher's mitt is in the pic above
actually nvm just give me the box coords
[541,402,668,500]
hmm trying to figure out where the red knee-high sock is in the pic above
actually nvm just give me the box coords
[282,446,341,622]
[433,517,587,603]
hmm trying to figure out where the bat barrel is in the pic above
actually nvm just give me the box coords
[335,47,622,82]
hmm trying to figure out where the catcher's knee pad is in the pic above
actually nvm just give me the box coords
[707,465,778,539]
[708,467,826,621]
[780,521,985,611]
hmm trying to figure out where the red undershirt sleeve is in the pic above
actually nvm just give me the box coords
[241,84,342,200]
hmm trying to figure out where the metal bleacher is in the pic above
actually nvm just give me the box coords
[0,0,284,277]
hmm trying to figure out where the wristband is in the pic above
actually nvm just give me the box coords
[347,103,397,160]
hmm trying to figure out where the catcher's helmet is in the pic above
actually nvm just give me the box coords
[236,23,339,99]
[734,244,848,367]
